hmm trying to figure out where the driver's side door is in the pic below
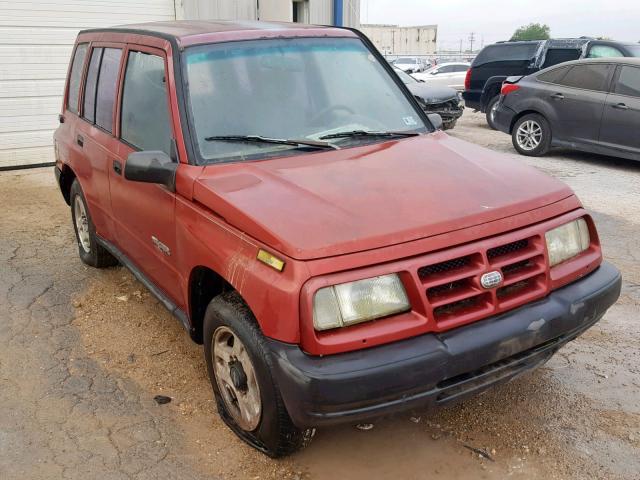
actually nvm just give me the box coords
[109,45,183,306]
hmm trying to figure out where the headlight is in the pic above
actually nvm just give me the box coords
[545,218,590,267]
[313,274,410,331]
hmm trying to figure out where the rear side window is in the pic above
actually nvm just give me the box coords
[454,65,469,72]
[537,65,571,84]
[472,43,539,66]
[67,43,88,113]
[541,48,581,69]
[614,66,640,97]
[588,45,624,58]
[557,64,612,91]
[95,48,123,133]
[120,51,172,155]
[82,48,103,124]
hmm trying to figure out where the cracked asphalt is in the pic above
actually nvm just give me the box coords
[1,111,638,479]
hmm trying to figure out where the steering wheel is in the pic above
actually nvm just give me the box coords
[309,104,356,126]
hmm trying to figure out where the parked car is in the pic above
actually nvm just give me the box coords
[412,62,471,90]
[394,67,464,129]
[464,38,640,129]
[54,21,621,458]
[494,58,640,160]
[393,56,426,73]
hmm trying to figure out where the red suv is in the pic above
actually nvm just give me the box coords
[54,21,621,457]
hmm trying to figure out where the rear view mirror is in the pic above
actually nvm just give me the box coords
[125,151,177,192]
[427,113,443,131]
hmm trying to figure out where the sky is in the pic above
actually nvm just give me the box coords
[359,0,640,51]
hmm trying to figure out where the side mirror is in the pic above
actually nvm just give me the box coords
[427,113,443,131]
[125,151,178,192]
[430,70,438,75]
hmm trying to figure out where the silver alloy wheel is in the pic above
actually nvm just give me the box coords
[212,326,262,431]
[73,195,91,253]
[516,119,543,151]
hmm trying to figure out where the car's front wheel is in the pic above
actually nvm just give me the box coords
[203,291,314,457]
[70,179,117,268]
[511,113,552,157]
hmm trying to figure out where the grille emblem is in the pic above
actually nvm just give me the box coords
[480,270,503,289]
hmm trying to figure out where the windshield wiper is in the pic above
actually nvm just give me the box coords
[319,130,420,140]
[204,135,338,150]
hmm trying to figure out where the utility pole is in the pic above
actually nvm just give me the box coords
[459,38,463,54]
[468,32,475,52]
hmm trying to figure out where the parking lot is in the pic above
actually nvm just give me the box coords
[1,110,638,480]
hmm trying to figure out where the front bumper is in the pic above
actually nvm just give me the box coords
[268,262,621,428]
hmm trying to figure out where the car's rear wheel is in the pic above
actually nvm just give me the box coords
[512,113,551,157]
[485,96,500,130]
[203,291,314,457]
[70,179,118,268]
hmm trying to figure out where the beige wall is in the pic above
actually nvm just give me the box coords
[360,24,438,55]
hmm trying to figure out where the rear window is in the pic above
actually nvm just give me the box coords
[557,64,613,91]
[472,43,540,66]
[67,43,88,113]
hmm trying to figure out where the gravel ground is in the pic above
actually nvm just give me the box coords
[1,110,638,479]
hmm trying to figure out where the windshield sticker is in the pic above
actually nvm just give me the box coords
[403,116,418,126]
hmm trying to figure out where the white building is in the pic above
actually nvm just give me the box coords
[359,24,438,56]
[0,0,360,169]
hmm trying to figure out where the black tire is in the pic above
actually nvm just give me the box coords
[69,179,118,268]
[485,95,500,130]
[203,291,313,457]
[511,113,552,157]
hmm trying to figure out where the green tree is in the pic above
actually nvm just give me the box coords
[510,23,551,41]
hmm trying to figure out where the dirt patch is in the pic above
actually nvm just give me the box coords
[73,269,304,479]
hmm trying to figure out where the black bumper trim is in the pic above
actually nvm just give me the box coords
[268,262,621,427]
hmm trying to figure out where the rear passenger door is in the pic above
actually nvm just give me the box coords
[599,65,640,156]
[76,44,124,240]
[109,46,183,306]
[542,63,614,146]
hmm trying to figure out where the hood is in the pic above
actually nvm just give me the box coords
[406,83,459,103]
[193,133,574,260]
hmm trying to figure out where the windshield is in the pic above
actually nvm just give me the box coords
[626,45,640,57]
[183,37,426,163]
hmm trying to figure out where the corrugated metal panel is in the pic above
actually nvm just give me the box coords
[309,0,332,25]
[0,0,177,169]
[182,0,257,21]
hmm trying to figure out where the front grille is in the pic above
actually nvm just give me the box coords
[487,239,528,259]
[417,234,549,330]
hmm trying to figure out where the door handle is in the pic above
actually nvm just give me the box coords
[550,93,564,100]
[76,134,84,147]
[113,160,122,176]
[612,103,629,110]
[58,114,65,124]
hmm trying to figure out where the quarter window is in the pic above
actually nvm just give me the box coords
[67,43,88,114]
[537,65,570,84]
[614,66,640,97]
[120,51,172,155]
[82,48,103,124]
[557,64,612,91]
[95,48,122,133]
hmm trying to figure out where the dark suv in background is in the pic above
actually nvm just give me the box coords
[464,39,640,128]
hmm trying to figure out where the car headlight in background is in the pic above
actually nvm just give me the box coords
[545,218,590,267]
[313,274,410,331]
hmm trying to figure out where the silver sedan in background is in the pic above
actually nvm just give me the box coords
[412,62,471,90]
